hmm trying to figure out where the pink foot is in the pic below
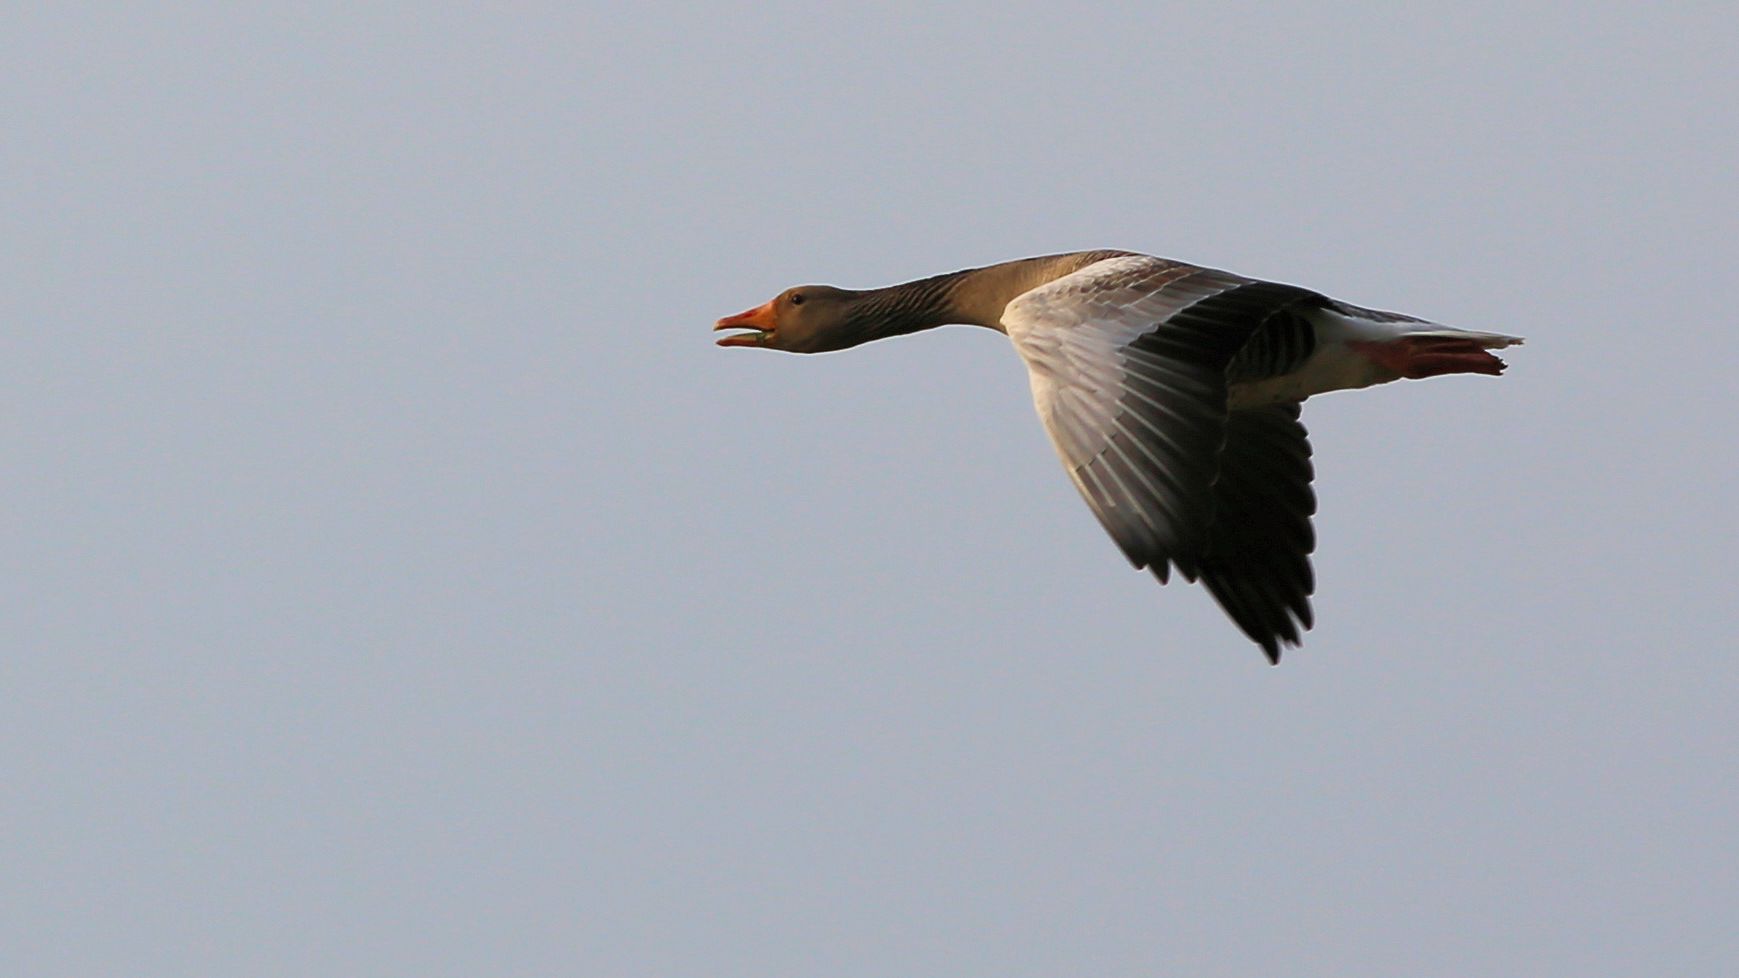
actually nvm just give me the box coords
[1349,336,1508,380]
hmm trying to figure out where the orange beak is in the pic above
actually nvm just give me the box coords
[714,299,778,347]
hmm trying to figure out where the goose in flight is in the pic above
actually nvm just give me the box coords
[716,251,1521,662]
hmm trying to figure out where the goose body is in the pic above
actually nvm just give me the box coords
[716,251,1522,662]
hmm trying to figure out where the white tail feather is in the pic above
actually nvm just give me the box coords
[1401,328,1525,349]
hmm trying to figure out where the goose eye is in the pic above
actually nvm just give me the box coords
[789,292,805,306]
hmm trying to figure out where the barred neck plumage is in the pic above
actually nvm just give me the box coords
[841,250,1137,343]
[840,268,980,344]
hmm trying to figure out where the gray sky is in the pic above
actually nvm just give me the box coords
[5,3,1736,976]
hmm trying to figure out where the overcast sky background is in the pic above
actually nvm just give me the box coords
[4,3,1736,976]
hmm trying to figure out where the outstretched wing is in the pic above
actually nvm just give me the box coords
[1002,254,1320,659]
[1199,403,1316,662]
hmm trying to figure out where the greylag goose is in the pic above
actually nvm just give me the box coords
[716,251,1521,662]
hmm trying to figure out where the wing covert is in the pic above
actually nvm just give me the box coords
[1003,255,1322,656]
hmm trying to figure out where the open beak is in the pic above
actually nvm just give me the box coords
[714,299,778,347]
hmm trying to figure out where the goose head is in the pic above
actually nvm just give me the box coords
[714,286,860,354]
